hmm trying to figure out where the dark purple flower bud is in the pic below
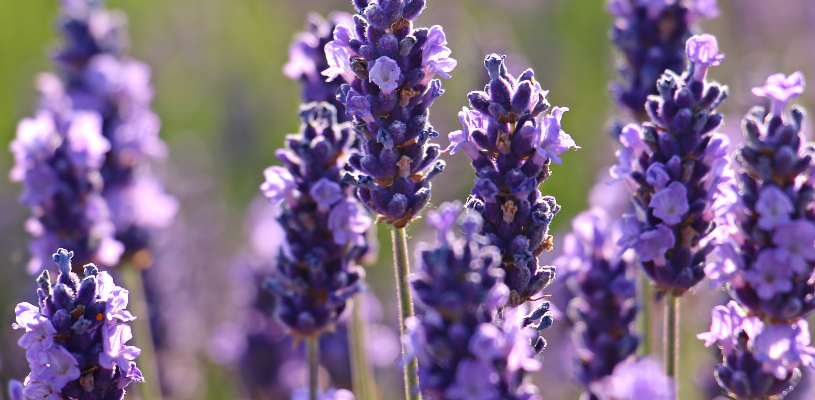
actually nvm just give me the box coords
[12,248,143,398]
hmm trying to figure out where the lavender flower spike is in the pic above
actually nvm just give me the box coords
[262,102,371,336]
[331,0,456,227]
[608,0,720,119]
[611,34,729,295]
[708,72,815,323]
[556,208,638,398]
[12,248,144,399]
[697,301,807,399]
[285,12,355,120]
[451,54,578,309]
[50,0,177,264]
[406,204,543,400]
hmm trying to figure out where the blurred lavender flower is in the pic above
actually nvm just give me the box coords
[291,387,355,400]
[698,301,809,399]
[611,34,730,295]
[262,102,370,336]
[447,54,578,310]
[8,380,23,400]
[285,12,355,121]
[12,248,143,399]
[709,72,815,322]
[50,0,177,264]
[556,209,638,399]
[10,103,122,274]
[405,203,543,400]
[588,357,675,400]
[608,0,720,119]
[331,0,455,226]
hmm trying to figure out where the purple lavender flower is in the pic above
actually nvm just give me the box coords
[608,0,719,119]
[406,204,543,399]
[588,357,675,400]
[698,301,808,399]
[262,102,370,336]
[291,388,355,400]
[612,34,729,295]
[49,0,177,264]
[331,0,456,226]
[710,72,815,322]
[449,54,578,310]
[285,12,355,121]
[12,248,143,399]
[10,107,123,274]
[556,208,638,398]
[8,380,24,400]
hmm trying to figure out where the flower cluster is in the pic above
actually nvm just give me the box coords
[447,53,578,309]
[285,12,355,121]
[556,209,638,397]
[698,301,811,399]
[707,72,815,323]
[405,203,543,399]
[588,357,675,400]
[607,0,720,119]
[12,248,143,399]
[328,0,455,226]
[262,102,371,337]
[52,0,177,262]
[612,34,729,295]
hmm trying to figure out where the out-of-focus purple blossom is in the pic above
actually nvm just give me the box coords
[12,248,143,399]
[754,186,794,231]
[262,102,369,336]
[407,205,543,399]
[335,0,455,226]
[612,34,729,295]
[451,54,576,311]
[588,357,675,400]
[751,72,806,117]
[286,12,355,121]
[556,208,638,398]
[742,250,794,300]
[608,0,719,119]
[8,379,24,400]
[698,301,808,398]
[291,388,355,400]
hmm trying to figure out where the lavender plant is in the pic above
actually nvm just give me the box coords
[50,0,177,264]
[699,72,815,399]
[404,203,543,400]
[447,54,579,312]
[607,0,720,119]
[556,209,638,399]
[262,102,370,337]
[587,356,675,400]
[12,248,143,399]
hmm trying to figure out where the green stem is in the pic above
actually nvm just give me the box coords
[665,294,679,394]
[639,272,652,356]
[392,227,421,400]
[119,264,162,400]
[308,336,320,400]
[350,297,377,400]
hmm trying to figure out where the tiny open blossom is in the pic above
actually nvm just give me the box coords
[532,106,580,164]
[755,185,794,231]
[649,182,690,225]
[752,72,806,116]
[686,34,725,81]
[368,56,401,95]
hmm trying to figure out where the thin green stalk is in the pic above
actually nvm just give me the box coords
[639,273,652,356]
[308,336,320,400]
[392,227,421,400]
[119,264,162,400]
[350,297,376,400]
[665,294,679,394]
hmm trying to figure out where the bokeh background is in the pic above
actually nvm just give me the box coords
[1,0,814,399]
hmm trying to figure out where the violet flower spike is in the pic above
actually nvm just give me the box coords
[330,0,456,226]
[406,204,543,400]
[454,54,577,310]
[261,102,370,336]
[12,248,144,399]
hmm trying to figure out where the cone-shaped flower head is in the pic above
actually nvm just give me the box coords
[50,0,177,263]
[707,72,815,322]
[698,301,811,399]
[405,203,543,399]
[12,248,143,399]
[611,34,730,295]
[329,0,456,227]
[608,0,720,119]
[556,209,638,396]
[262,102,371,337]
[448,54,579,308]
